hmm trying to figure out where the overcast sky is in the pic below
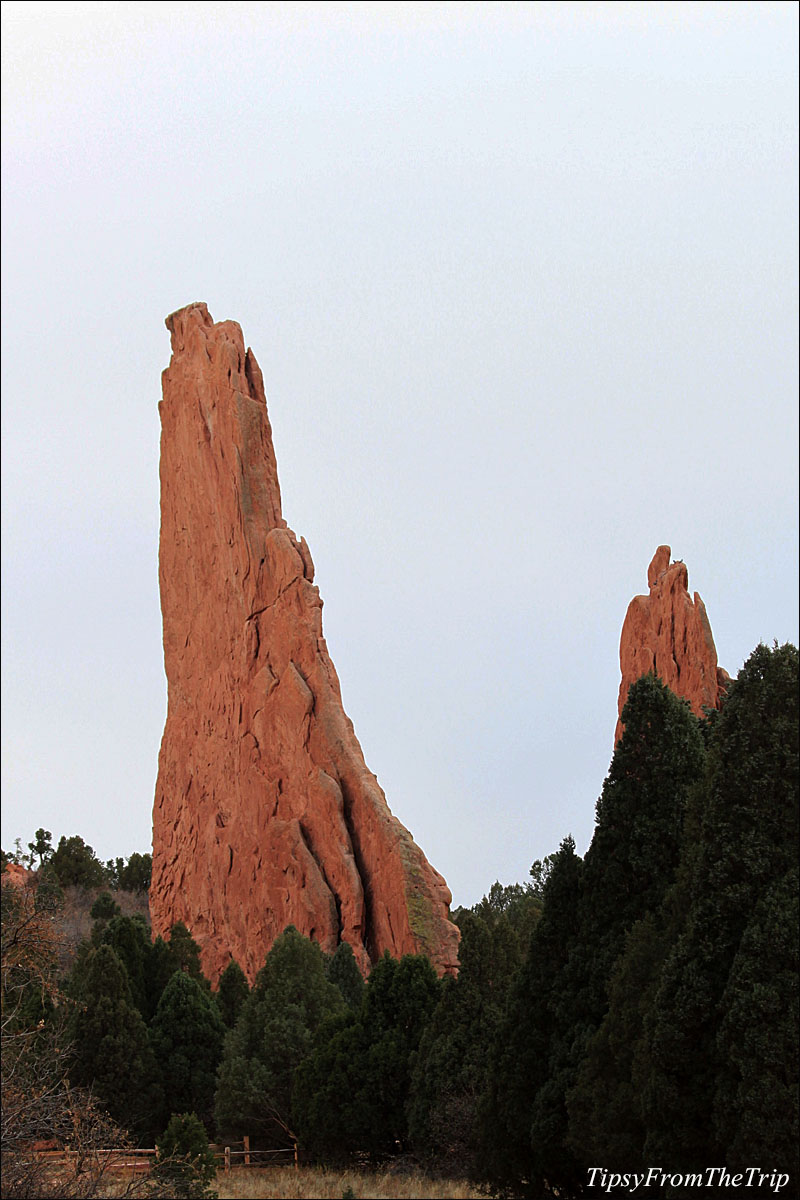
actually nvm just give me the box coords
[2,1,797,907]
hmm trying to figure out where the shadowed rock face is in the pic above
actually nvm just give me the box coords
[615,545,729,743]
[150,303,459,984]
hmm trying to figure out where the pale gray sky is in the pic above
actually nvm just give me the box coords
[2,1,797,907]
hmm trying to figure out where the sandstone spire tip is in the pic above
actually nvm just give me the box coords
[617,546,725,743]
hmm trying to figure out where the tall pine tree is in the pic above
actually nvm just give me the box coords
[642,643,799,1176]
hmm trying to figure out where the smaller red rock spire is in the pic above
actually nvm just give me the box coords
[615,546,729,743]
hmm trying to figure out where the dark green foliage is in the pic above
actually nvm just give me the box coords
[150,971,226,1131]
[215,926,345,1144]
[105,852,152,893]
[49,835,108,889]
[155,1111,218,1199]
[215,958,250,1028]
[566,912,668,1168]
[294,951,441,1162]
[27,828,53,868]
[456,875,542,946]
[357,952,441,1155]
[90,891,121,922]
[147,934,180,1020]
[407,908,523,1170]
[117,851,152,893]
[100,914,151,1017]
[643,642,799,1172]
[479,835,585,1198]
[68,944,162,1137]
[169,921,206,984]
[326,940,365,1011]
[555,675,707,1175]
[575,673,706,1023]
[714,867,799,1176]
[291,1010,363,1161]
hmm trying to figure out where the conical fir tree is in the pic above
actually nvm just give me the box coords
[326,940,365,1011]
[68,944,162,1137]
[479,835,585,1198]
[564,673,706,1168]
[407,906,522,1170]
[215,926,344,1145]
[150,969,226,1131]
[643,642,799,1174]
[215,958,250,1028]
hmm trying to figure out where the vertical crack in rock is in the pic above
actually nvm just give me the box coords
[151,302,460,983]
[615,545,729,744]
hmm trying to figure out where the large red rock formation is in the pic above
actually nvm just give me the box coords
[150,303,459,984]
[616,545,729,743]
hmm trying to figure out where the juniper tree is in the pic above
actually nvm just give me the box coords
[215,958,249,1028]
[215,926,344,1146]
[150,970,226,1132]
[68,944,162,1137]
[479,835,585,1198]
[642,643,799,1174]
[326,940,365,1011]
[406,909,522,1170]
[294,952,441,1162]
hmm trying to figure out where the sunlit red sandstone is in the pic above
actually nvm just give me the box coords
[150,304,459,984]
[616,545,729,743]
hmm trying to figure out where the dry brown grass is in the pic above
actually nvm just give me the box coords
[214,1165,483,1199]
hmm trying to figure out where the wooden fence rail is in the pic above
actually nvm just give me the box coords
[34,1137,298,1174]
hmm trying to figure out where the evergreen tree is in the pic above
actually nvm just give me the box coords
[169,921,207,985]
[215,927,344,1145]
[562,674,706,1172]
[573,673,705,1024]
[291,1010,363,1162]
[457,874,542,946]
[49,835,108,888]
[566,911,668,1169]
[714,867,799,1178]
[356,952,441,1155]
[100,914,151,1017]
[326,940,365,1011]
[215,958,250,1028]
[68,944,162,1137]
[117,852,152,893]
[146,934,180,1021]
[90,892,121,922]
[479,835,585,1198]
[294,952,441,1161]
[27,828,53,868]
[407,908,522,1170]
[155,1111,218,1199]
[642,643,799,1174]
[150,971,226,1131]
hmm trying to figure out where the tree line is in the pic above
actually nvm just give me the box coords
[2,831,152,894]
[1,642,797,1198]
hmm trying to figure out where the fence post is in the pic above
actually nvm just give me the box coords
[243,1135,250,1167]
[224,1146,231,1174]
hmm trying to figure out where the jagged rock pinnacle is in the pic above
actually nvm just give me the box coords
[150,304,459,983]
[616,545,729,743]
